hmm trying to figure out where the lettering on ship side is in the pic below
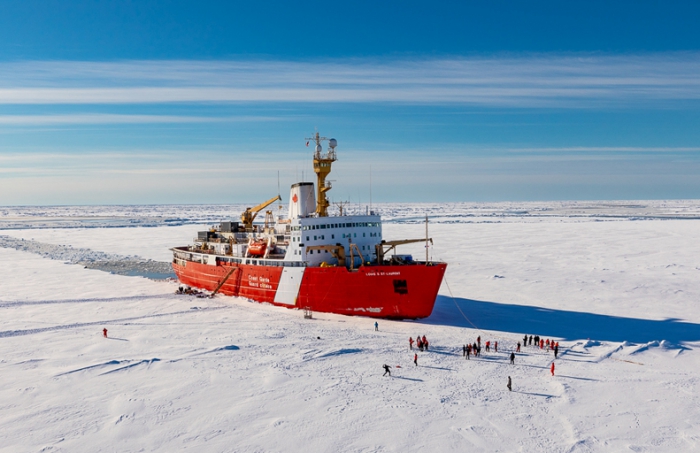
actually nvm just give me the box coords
[248,275,272,289]
[365,271,401,277]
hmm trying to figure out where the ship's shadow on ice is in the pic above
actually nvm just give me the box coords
[419,296,700,344]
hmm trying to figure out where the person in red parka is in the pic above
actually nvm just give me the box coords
[409,337,414,350]
[414,353,418,366]
[550,362,555,376]
[103,328,108,338]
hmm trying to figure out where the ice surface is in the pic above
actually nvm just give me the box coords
[1,201,699,452]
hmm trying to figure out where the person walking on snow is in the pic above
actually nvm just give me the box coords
[462,344,467,357]
[103,328,108,338]
[523,335,528,347]
[409,337,414,350]
[516,342,521,352]
[466,344,471,360]
[375,321,378,331]
[510,352,515,364]
[554,344,559,359]
[495,341,498,353]
[383,364,391,376]
[507,376,512,391]
[414,353,418,366]
[550,362,555,376]
[540,339,544,349]
[485,341,490,352]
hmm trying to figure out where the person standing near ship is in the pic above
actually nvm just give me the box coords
[409,337,414,350]
[374,321,378,331]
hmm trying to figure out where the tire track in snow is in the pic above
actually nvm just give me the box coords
[0,306,227,338]
[0,294,175,308]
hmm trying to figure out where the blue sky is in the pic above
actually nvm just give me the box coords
[1,1,699,205]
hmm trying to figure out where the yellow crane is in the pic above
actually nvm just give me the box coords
[240,195,281,231]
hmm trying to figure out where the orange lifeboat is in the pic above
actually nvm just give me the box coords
[248,241,267,256]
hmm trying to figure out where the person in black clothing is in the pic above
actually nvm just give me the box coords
[523,335,528,347]
[554,344,559,359]
[510,352,515,364]
[534,335,540,347]
[383,364,391,376]
[466,344,471,360]
[462,344,467,357]
[507,376,512,391]
[529,335,533,346]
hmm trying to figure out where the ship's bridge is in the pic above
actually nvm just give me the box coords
[285,214,382,267]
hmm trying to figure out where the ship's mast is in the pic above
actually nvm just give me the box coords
[306,132,337,217]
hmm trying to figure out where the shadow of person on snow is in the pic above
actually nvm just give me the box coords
[416,295,700,344]
[106,337,129,342]
[391,376,424,382]
[514,391,558,398]
[419,365,453,371]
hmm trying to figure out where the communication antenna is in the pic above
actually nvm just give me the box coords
[369,164,372,214]
[277,171,283,214]
[335,200,349,216]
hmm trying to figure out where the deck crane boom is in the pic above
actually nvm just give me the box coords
[241,195,281,231]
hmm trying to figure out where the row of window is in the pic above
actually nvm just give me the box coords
[299,222,380,231]
[304,231,379,242]
[304,244,374,255]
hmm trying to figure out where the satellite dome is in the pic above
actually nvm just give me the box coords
[329,138,337,148]
[315,144,322,153]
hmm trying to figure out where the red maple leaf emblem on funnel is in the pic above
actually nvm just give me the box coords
[292,194,298,203]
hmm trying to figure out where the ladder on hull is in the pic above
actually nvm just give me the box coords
[211,266,239,297]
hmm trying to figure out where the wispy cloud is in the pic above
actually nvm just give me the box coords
[0,54,699,107]
[0,113,281,125]
[507,146,700,153]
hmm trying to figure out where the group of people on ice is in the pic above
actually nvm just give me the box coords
[523,334,560,358]
[408,335,429,351]
[384,326,562,391]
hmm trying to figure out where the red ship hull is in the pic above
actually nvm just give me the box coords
[172,260,447,319]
